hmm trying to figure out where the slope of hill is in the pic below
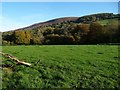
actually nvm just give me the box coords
[98,18,119,25]
[15,13,119,31]
[2,13,120,45]
[17,17,79,30]
[76,13,119,23]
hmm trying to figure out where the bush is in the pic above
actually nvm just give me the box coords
[44,34,75,44]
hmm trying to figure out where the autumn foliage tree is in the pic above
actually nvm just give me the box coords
[70,24,90,44]
[44,34,75,45]
[2,13,119,45]
[104,20,119,43]
[13,30,31,45]
[87,22,105,43]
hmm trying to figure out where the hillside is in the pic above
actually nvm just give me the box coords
[15,13,119,31]
[2,13,120,45]
[76,13,119,23]
[18,17,79,30]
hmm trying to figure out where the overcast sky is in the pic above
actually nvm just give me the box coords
[0,2,118,32]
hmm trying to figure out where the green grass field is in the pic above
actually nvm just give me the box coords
[1,45,119,89]
[98,18,119,25]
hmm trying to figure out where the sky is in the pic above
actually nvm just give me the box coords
[0,2,118,32]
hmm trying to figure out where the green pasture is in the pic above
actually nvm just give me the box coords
[1,45,119,88]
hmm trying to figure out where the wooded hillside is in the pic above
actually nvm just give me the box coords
[2,13,120,45]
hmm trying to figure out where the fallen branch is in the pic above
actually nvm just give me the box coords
[0,52,31,66]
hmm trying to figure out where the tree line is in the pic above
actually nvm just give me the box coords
[2,19,119,45]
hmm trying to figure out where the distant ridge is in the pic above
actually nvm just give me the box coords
[3,13,119,32]
[2,13,120,45]
[14,13,119,31]
[17,17,79,30]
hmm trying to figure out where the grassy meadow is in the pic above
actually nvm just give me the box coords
[1,45,119,88]
[98,18,118,25]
